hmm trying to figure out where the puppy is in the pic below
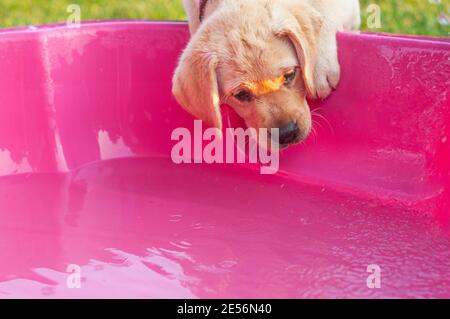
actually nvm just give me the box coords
[173,0,360,148]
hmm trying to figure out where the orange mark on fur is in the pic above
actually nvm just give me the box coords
[246,75,285,96]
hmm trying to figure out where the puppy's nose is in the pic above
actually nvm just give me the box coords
[278,122,300,145]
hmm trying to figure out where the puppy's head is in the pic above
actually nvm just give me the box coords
[173,1,322,148]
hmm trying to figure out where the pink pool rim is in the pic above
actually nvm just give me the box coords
[0,21,449,299]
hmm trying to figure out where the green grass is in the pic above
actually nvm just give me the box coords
[0,0,448,36]
[0,0,186,26]
[360,0,448,36]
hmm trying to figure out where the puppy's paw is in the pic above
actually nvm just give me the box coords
[313,60,341,100]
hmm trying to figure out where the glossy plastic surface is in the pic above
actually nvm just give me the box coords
[0,22,449,298]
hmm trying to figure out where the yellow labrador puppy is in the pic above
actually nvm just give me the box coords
[173,0,360,147]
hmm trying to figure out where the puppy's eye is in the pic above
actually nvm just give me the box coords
[283,69,297,85]
[234,90,253,102]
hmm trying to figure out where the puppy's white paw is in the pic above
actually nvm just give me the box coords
[313,58,341,100]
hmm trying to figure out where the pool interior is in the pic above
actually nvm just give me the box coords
[0,22,449,298]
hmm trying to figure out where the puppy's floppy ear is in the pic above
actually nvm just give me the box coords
[172,33,222,130]
[272,2,323,98]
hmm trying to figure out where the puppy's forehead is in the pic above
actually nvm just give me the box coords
[218,32,298,92]
[204,3,298,91]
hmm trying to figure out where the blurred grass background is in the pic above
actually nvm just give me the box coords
[0,0,448,36]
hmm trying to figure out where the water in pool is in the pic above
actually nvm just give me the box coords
[0,157,449,298]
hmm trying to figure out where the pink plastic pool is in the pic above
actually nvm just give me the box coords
[0,21,449,298]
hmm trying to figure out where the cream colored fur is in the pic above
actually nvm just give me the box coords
[174,0,360,145]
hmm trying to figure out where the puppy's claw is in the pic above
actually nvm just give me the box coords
[315,83,332,100]
[327,69,340,90]
[314,64,341,100]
